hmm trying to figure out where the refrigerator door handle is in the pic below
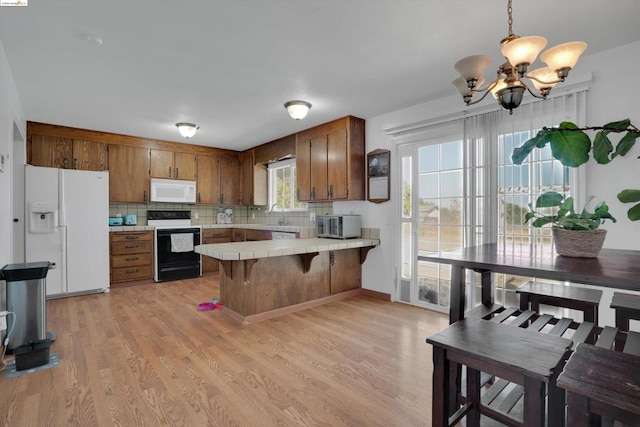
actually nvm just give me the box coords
[58,170,67,226]
[59,226,67,293]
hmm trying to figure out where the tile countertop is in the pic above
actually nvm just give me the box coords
[195,237,380,261]
[109,224,316,236]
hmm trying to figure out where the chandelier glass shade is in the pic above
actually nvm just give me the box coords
[284,100,312,120]
[175,122,199,138]
[453,0,587,113]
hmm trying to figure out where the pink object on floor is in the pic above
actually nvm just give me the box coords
[197,302,216,311]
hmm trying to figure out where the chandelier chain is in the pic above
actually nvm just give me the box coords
[507,0,513,36]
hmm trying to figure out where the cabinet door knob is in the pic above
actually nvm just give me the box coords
[175,168,179,179]
[143,190,147,202]
[73,158,78,169]
[168,166,172,177]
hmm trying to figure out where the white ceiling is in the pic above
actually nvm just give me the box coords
[1,0,640,151]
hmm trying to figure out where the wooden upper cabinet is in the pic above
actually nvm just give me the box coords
[150,149,173,178]
[150,149,197,181]
[296,116,365,202]
[241,150,254,205]
[174,152,198,181]
[196,155,220,204]
[30,134,108,171]
[72,139,108,171]
[310,135,328,200]
[327,129,348,200]
[295,137,312,201]
[30,134,73,169]
[241,150,268,206]
[219,156,240,206]
[109,145,150,203]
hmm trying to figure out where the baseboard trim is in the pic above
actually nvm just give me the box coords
[361,289,391,301]
[223,289,363,324]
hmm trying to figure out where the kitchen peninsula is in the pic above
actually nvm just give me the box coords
[196,235,379,323]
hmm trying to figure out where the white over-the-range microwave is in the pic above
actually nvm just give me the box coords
[150,178,196,203]
[317,214,361,239]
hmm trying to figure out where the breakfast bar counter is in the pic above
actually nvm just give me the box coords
[195,238,379,323]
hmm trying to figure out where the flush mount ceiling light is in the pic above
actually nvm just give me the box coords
[175,122,199,138]
[284,100,312,120]
[452,0,587,114]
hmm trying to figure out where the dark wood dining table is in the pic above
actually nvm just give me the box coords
[421,243,640,425]
[419,243,640,325]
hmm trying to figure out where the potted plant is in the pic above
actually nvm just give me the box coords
[525,191,616,257]
[512,119,640,222]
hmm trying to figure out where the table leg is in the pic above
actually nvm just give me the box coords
[432,346,449,427]
[480,270,493,306]
[466,367,481,427]
[547,379,566,427]
[449,264,465,324]
[523,376,545,427]
[566,392,590,426]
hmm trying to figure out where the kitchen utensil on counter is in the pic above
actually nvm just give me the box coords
[124,214,137,225]
[109,217,123,226]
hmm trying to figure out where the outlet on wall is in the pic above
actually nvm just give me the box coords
[310,212,316,224]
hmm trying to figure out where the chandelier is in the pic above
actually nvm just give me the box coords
[452,0,587,114]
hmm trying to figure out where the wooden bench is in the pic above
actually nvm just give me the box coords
[427,317,573,427]
[610,291,640,350]
[557,331,640,426]
[517,281,602,324]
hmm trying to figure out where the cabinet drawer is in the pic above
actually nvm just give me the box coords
[111,232,152,243]
[111,265,153,282]
[232,229,246,242]
[245,229,272,241]
[203,228,232,239]
[111,240,152,255]
[111,253,153,269]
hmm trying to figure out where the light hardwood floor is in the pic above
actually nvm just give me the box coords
[0,275,449,426]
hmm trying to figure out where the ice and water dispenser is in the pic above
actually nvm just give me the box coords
[27,201,57,234]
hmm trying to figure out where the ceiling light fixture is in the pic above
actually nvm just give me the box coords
[284,100,312,120]
[175,122,199,138]
[452,0,587,114]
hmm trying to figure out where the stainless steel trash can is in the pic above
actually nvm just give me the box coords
[0,262,51,352]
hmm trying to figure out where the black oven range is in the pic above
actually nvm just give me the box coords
[148,210,201,282]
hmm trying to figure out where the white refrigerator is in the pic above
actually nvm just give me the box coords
[24,165,110,297]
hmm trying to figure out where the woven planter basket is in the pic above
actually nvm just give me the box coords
[552,227,607,258]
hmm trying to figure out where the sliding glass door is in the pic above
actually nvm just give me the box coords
[396,97,581,312]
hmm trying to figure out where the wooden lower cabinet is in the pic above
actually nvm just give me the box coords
[330,249,362,294]
[201,228,232,274]
[245,229,272,241]
[219,248,362,319]
[232,229,246,242]
[110,231,153,283]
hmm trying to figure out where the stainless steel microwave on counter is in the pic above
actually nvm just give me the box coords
[317,214,361,239]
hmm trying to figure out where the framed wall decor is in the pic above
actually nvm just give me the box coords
[367,149,390,203]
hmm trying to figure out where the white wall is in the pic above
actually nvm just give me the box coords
[0,38,26,269]
[337,41,640,322]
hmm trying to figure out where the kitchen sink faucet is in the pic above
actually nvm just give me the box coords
[269,203,286,226]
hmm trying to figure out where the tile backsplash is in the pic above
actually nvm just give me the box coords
[109,202,334,226]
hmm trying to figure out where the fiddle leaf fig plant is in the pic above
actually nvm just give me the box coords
[512,119,640,221]
[617,189,640,221]
[525,191,616,230]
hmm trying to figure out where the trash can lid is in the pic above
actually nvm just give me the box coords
[0,262,51,281]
